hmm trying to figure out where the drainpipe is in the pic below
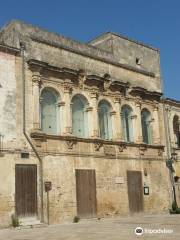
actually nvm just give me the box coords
[162,98,176,206]
[20,42,44,223]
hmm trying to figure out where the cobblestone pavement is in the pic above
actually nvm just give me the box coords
[0,213,180,240]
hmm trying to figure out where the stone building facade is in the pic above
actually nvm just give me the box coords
[0,20,179,227]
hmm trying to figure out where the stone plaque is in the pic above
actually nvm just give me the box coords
[115,177,124,184]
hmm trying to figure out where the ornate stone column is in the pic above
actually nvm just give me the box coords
[152,103,161,145]
[90,89,99,138]
[114,96,122,140]
[134,98,143,143]
[32,70,42,130]
[63,80,72,135]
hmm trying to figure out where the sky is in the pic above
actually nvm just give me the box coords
[0,0,179,100]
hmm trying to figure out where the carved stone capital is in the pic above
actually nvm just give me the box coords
[153,101,159,111]
[110,111,116,116]
[103,79,112,92]
[32,72,42,87]
[57,101,65,107]
[90,88,99,99]
[135,97,142,108]
[64,79,72,93]
[77,69,86,89]
[114,96,121,104]
[85,106,93,112]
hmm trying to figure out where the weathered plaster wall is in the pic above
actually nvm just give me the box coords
[0,52,16,142]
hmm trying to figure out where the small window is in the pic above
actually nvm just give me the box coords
[21,152,29,158]
[136,57,141,65]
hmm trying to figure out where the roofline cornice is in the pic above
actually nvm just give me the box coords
[0,43,20,55]
[31,36,156,78]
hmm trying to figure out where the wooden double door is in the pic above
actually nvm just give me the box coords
[127,170,144,213]
[75,169,97,218]
[15,164,37,217]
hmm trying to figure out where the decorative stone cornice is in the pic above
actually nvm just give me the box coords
[129,86,162,101]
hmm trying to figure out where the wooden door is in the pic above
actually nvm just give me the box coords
[127,171,143,213]
[15,164,37,217]
[75,169,97,218]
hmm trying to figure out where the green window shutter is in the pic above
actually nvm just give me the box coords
[41,89,59,135]
[121,105,133,142]
[72,96,86,138]
[141,109,152,144]
[98,101,112,140]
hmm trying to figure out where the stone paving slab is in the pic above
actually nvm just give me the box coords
[0,214,179,240]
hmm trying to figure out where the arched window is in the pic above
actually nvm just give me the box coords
[98,100,112,140]
[71,95,88,138]
[41,88,59,135]
[173,115,180,148]
[141,109,152,144]
[121,105,133,142]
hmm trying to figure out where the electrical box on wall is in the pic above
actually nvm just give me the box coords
[44,181,52,192]
[144,186,149,195]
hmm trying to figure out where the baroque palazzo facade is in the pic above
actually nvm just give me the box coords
[0,20,179,227]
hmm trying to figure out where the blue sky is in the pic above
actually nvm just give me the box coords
[0,0,179,100]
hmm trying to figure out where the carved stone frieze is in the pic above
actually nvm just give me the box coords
[118,144,127,152]
[94,142,103,151]
[158,148,164,157]
[139,145,147,155]
[90,88,99,99]
[135,97,142,108]
[104,145,116,156]
[77,69,86,89]
[66,139,77,149]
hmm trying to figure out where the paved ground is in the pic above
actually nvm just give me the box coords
[0,213,180,240]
